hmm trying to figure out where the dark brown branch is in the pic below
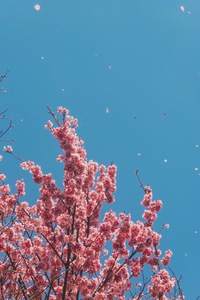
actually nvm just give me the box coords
[0,69,9,83]
[62,244,71,300]
[168,267,184,298]
[0,69,9,93]
[135,169,146,192]
[47,106,62,126]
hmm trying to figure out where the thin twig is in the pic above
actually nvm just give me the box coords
[168,267,184,298]
[0,109,8,116]
[47,105,61,126]
[0,69,9,83]
[6,151,24,162]
[135,169,146,192]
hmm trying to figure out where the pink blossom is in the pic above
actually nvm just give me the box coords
[44,120,53,130]
[164,223,169,228]
[15,180,25,196]
[0,173,6,181]
[149,200,163,212]
[161,250,173,266]
[0,184,10,194]
[73,118,78,126]
[3,145,13,152]
[57,106,69,114]
[142,209,157,222]
[149,269,175,297]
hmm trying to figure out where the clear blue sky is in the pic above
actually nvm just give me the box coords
[1,1,200,298]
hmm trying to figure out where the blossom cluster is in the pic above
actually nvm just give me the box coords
[0,107,183,299]
[148,269,176,298]
[3,145,13,153]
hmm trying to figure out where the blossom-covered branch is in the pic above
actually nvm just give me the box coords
[0,106,184,299]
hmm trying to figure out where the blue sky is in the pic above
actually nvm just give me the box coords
[1,1,200,298]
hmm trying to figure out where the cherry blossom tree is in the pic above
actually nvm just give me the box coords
[0,106,184,299]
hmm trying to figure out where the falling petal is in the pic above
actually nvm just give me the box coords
[194,167,198,171]
[164,159,168,163]
[180,6,185,12]
[163,113,166,117]
[137,153,141,157]
[108,65,112,70]
[34,4,41,11]
[106,108,109,113]
[41,56,44,60]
